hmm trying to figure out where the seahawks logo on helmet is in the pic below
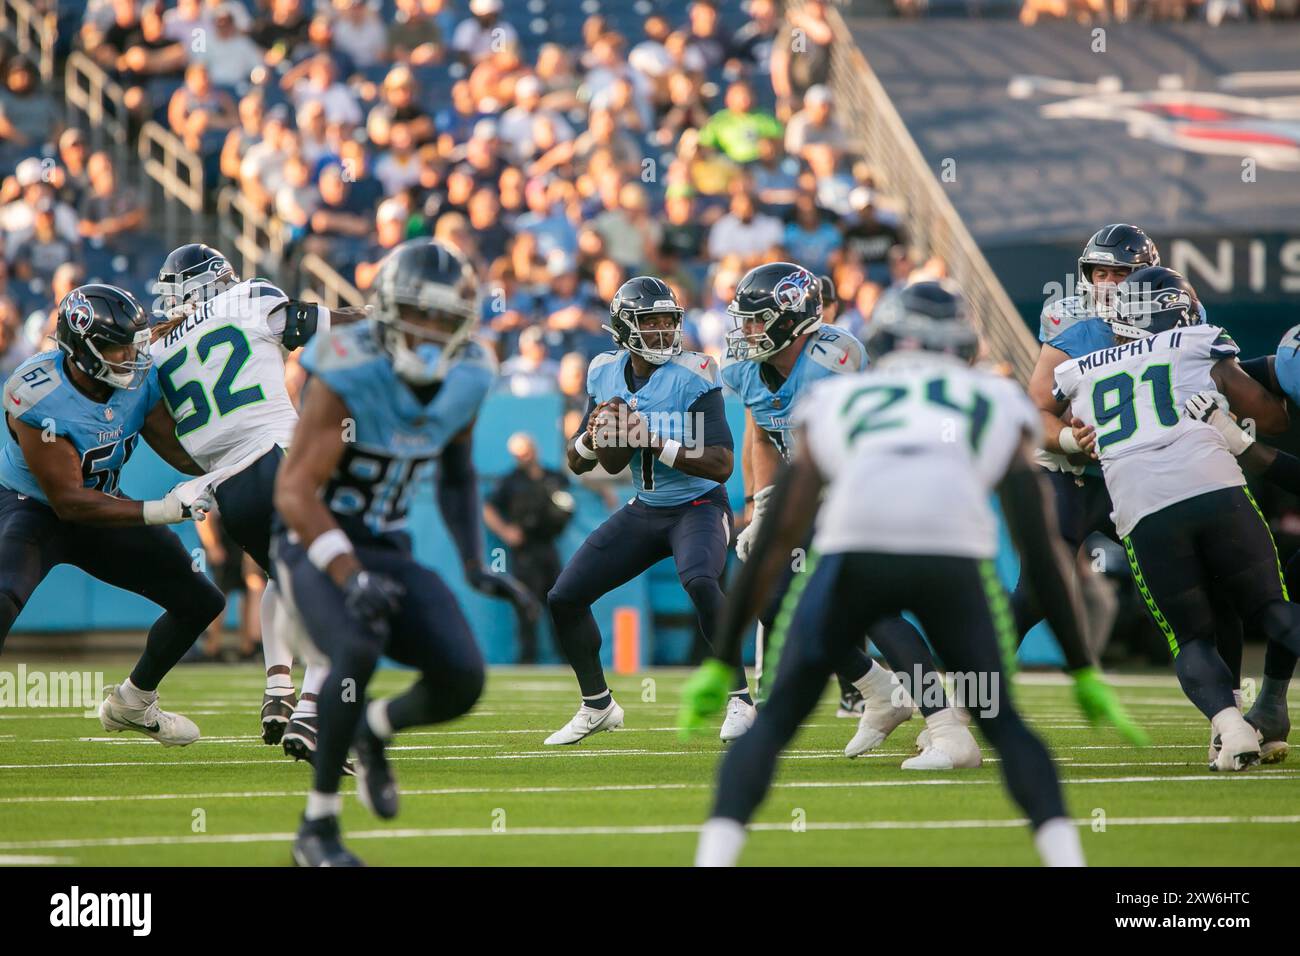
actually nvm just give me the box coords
[773,269,815,312]
[66,290,94,335]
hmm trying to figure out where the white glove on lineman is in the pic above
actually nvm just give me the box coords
[143,485,214,525]
[1184,390,1255,456]
[735,484,774,562]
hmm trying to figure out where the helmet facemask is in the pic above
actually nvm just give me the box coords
[608,305,683,366]
[158,260,237,320]
[725,303,787,362]
[1110,282,1196,340]
[1077,258,1136,321]
[67,328,153,389]
[376,296,478,385]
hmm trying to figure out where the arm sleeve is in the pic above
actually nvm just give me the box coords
[687,387,733,450]
[436,435,483,568]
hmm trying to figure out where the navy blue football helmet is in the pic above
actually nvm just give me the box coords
[56,284,152,389]
[1110,266,1201,340]
[865,279,980,364]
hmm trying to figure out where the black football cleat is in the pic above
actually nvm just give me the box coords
[352,722,399,820]
[261,692,297,745]
[283,714,356,776]
[292,815,364,867]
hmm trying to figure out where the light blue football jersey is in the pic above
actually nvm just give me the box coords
[0,350,162,503]
[1050,317,1114,360]
[301,323,496,540]
[587,349,724,507]
[1273,324,1300,407]
[720,325,865,461]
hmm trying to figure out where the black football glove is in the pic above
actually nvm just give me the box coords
[465,564,542,621]
[343,570,405,638]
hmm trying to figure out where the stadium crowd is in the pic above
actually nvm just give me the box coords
[0,0,947,403]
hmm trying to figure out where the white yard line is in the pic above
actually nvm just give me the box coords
[3,814,1297,852]
[1,770,1293,806]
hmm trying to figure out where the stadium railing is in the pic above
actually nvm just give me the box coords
[215,185,287,284]
[138,120,207,249]
[810,0,1038,380]
[0,0,55,83]
[299,252,367,309]
[64,51,131,174]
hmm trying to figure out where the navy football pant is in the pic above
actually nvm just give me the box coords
[0,488,226,689]
[713,551,1067,829]
[760,554,945,716]
[548,486,746,698]
[212,446,284,577]
[1122,486,1300,720]
[1010,469,1244,685]
[276,536,485,796]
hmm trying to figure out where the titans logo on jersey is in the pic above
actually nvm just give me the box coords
[0,351,161,502]
[721,325,864,461]
[587,349,727,506]
[1039,295,1097,346]
[300,322,495,540]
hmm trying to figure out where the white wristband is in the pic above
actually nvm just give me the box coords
[575,434,598,460]
[1057,427,1082,455]
[142,499,173,525]
[658,438,681,468]
[307,528,354,572]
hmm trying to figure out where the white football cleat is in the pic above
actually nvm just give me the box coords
[915,706,971,752]
[98,684,199,747]
[544,701,625,745]
[844,672,913,758]
[1209,708,1261,772]
[901,721,982,770]
[719,697,756,742]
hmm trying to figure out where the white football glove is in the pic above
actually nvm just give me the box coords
[735,484,774,562]
[143,485,215,525]
[1184,390,1254,457]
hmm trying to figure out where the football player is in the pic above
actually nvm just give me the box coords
[274,239,496,866]
[683,280,1139,866]
[722,263,973,767]
[1023,225,1264,751]
[0,285,224,744]
[1051,267,1297,771]
[545,276,742,743]
[151,243,335,759]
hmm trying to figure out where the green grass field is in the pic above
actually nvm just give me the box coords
[0,660,1295,866]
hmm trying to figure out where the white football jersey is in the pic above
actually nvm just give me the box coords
[150,279,326,472]
[1053,324,1244,538]
[798,352,1040,559]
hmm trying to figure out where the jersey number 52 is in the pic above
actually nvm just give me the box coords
[158,325,266,437]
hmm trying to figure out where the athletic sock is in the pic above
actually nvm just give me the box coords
[117,678,155,708]
[695,818,747,867]
[295,693,318,719]
[260,581,294,678]
[265,666,294,695]
[366,698,393,740]
[583,691,612,711]
[853,662,900,706]
[305,791,342,821]
[1034,817,1085,867]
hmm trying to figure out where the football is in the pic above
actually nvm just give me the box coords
[591,396,636,474]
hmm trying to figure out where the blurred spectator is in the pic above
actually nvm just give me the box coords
[482,432,572,664]
[254,0,311,66]
[221,90,266,181]
[284,53,362,126]
[500,74,573,162]
[688,263,742,359]
[162,0,204,44]
[274,153,317,239]
[24,264,83,350]
[751,135,799,213]
[330,0,389,70]
[731,0,780,74]
[389,0,449,65]
[451,0,518,66]
[592,182,659,272]
[368,66,436,149]
[500,326,560,397]
[78,152,146,252]
[375,122,423,195]
[698,81,783,165]
[658,183,706,267]
[783,193,841,276]
[772,0,834,114]
[238,104,293,210]
[2,166,80,247]
[113,2,188,116]
[54,129,92,208]
[0,298,33,379]
[13,197,82,288]
[685,1,729,69]
[842,188,906,284]
[304,162,373,270]
[355,198,409,289]
[0,57,55,147]
[784,85,847,160]
[558,351,589,438]
[708,189,782,263]
[192,4,265,88]
[836,279,883,342]
[167,62,237,154]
